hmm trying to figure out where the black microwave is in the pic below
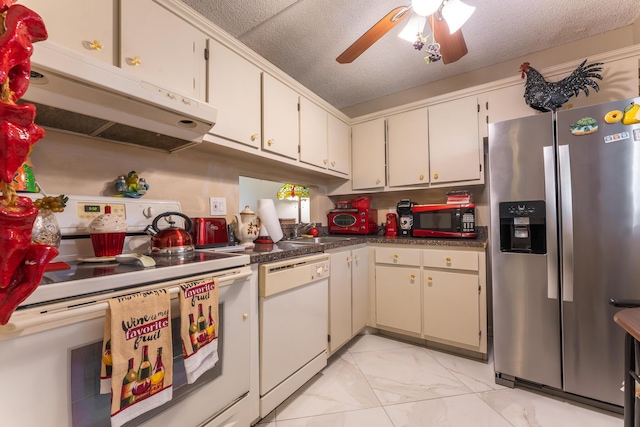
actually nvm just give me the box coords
[411,203,476,238]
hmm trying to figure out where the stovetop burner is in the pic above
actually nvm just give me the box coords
[42,251,242,285]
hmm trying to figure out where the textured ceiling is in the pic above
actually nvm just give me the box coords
[181,0,640,112]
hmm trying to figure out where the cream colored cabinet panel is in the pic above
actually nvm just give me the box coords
[22,0,116,64]
[428,96,481,184]
[423,270,479,347]
[327,114,350,175]
[375,246,421,267]
[423,249,478,272]
[351,119,385,190]
[351,246,369,335]
[207,40,261,148]
[121,0,207,100]
[486,84,536,125]
[387,107,429,187]
[262,74,299,159]
[375,265,421,334]
[329,250,352,354]
[300,97,328,168]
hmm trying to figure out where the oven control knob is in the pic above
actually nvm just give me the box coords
[143,207,154,218]
[316,266,323,276]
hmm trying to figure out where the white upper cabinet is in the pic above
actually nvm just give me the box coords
[387,107,429,187]
[351,118,386,190]
[262,74,300,159]
[486,84,536,125]
[299,97,328,168]
[327,114,350,176]
[21,0,116,64]
[428,96,482,185]
[120,0,207,100]
[207,39,262,148]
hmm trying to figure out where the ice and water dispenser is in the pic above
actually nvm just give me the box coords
[499,200,547,254]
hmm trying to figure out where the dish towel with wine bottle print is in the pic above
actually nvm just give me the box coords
[102,289,173,427]
[179,276,219,384]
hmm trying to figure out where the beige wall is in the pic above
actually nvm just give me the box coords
[342,25,638,118]
[29,130,335,224]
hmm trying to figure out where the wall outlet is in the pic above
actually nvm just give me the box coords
[210,197,226,216]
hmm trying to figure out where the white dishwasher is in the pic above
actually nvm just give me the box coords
[258,253,330,417]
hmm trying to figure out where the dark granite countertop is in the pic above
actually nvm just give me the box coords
[240,226,488,264]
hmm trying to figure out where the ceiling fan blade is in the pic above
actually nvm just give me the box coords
[429,15,468,64]
[336,6,411,64]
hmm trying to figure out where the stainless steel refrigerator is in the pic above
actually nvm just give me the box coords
[489,96,640,407]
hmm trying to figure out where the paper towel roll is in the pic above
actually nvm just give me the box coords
[257,199,283,242]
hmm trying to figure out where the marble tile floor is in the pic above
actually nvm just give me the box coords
[256,334,624,427]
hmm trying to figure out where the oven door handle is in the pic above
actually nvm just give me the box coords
[0,269,252,338]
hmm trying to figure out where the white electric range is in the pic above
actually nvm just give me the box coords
[0,195,254,427]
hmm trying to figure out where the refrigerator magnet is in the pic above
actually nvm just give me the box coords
[570,117,598,135]
[604,132,630,144]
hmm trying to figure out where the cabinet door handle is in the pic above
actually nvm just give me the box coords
[128,56,142,66]
[331,161,335,167]
[433,173,439,180]
[419,174,424,181]
[251,134,259,141]
[446,257,451,263]
[353,255,359,261]
[88,40,103,51]
[323,159,328,165]
[376,178,381,185]
[427,276,433,281]
[267,139,274,146]
[410,274,416,281]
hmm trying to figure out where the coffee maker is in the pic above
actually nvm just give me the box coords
[396,199,415,236]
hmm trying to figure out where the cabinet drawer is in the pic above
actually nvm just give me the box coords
[375,247,421,266]
[423,249,478,271]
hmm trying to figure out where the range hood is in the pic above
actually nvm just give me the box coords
[21,41,217,153]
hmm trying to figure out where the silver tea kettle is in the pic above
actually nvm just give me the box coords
[145,212,195,255]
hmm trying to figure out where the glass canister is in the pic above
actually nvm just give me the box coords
[31,208,61,247]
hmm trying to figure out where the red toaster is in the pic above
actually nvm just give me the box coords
[190,217,229,248]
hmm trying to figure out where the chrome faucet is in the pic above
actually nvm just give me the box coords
[293,222,315,238]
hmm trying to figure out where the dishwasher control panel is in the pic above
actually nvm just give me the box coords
[310,261,330,281]
[259,253,331,298]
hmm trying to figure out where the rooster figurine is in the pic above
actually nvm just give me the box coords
[520,59,603,112]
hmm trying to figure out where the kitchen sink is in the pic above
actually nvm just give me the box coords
[289,236,357,244]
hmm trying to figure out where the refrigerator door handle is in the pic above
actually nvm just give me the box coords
[543,146,559,300]
[559,144,574,302]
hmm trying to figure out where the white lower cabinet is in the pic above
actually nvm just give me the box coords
[423,270,480,347]
[328,246,369,355]
[373,245,487,356]
[375,264,421,335]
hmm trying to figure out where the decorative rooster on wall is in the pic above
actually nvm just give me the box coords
[520,59,603,112]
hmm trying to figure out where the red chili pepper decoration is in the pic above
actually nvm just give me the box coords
[0,243,57,324]
[0,0,16,14]
[0,3,51,324]
[0,102,44,182]
[0,4,47,101]
[0,195,38,288]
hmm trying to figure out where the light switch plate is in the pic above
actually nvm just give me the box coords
[210,197,226,216]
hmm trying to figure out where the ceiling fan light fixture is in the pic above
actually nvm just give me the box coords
[398,13,427,42]
[412,0,442,17]
[442,0,475,34]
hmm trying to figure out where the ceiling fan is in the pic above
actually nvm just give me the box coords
[336,0,474,65]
